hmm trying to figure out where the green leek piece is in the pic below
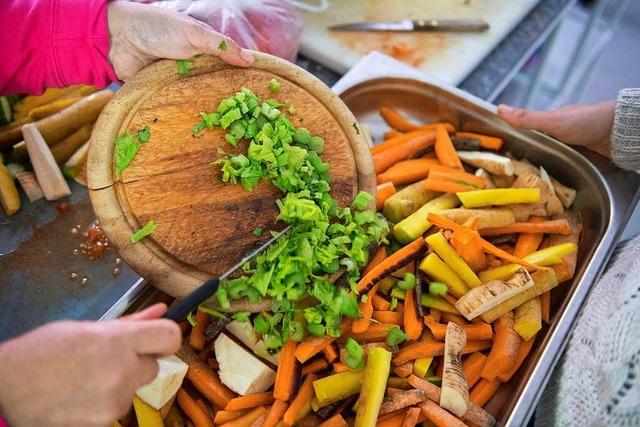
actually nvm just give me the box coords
[313,370,365,407]
[386,326,407,346]
[354,347,392,427]
[268,79,281,93]
[396,272,416,291]
[393,193,460,244]
[130,220,156,243]
[428,282,448,297]
[456,188,540,208]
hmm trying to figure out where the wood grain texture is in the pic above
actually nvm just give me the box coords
[88,53,375,298]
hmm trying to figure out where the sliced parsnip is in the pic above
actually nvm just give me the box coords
[21,124,71,201]
[551,177,577,208]
[439,208,514,229]
[475,168,496,188]
[16,171,44,202]
[440,322,469,417]
[383,179,439,223]
[463,402,496,427]
[511,172,563,217]
[456,151,514,176]
[454,269,534,320]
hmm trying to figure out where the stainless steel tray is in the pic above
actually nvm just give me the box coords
[339,77,640,426]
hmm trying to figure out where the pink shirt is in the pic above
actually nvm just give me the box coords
[0,0,118,95]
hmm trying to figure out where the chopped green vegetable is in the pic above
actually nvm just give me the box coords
[176,59,193,76]
[218,40,227,52]
[114,126,152,173]
[360,294,368,303]
[396,272,416,291]
[186,311,197,327]
[232,311,251,322]
[386,326,408,346]
[268,79,281,93]
[390,297,398,311]
[198,306,227,319]
[252,227,263,237]
[130,220,157,243]
[352,191,373,211]
[137,125,150,143]
[345,338,365,371]
[288,105,296,115]
[428,281,448,296]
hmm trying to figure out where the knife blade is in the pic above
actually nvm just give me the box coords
[329,19,489,33]
[163,225,291,321]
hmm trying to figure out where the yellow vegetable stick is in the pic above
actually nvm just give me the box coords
[132,396,164,427]
[0,163,20,216]
[413,357,433,378]
[479,243,578,282]
[514,297,542,340]
[419,253,469,297]
[456,188,540,208]
[426,232,481,288]
[355,347,392,427]
[393,193,460,244]
[313,370,364,408]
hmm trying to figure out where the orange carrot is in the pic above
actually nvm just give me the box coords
[332,362,349,373]
[497,336,536,382]
[226,392,274,411]
[380,106,421,132]
[376,182,397,209]
[357,237,428,294]
[263,400,289,427]
[376,158,442,185]
[463,340,493,354]
[435,357,444,379]
[419,400,466,427]
[393,341,445,366]
[198,342,212,362]
[394,363,414,378]
[406,375,441,402]
[424,322,493,341]
[319,414,348,427]
[274,340,300,402]
[283,374,316,427]
[322,343,339,363]
[364,247,388,276]
[455,132,503,151]
[215,410,250,425]
[541,291,551,323]
[348,323,395,343]
[377,411,407,427]
[512,216,545,258]
[373,310,403,324]
[373,129,434,155]
[401,407,422,427]
[177,388,215,427]
[207,357,218,370]
[404,288,423,340]
[434,125,463,169]
[469,379,501,407]
[480,219,571,236]
[353,284,380,334]
[373,132,436,173]
[178,343,235,408]
[372,294,392,311]
[429,165,486,187]
[441,293,458,308]
[296,337,335,364]
[220,406,268,427]
[189,308,210,351]
[423,178,474,194]
[481,313,521,380]
[440,313,468,326]
[429,308,442,322]
[462,352,487,389]
[302,358,329,376]
[451,217,486,272]
[384,129,401,140]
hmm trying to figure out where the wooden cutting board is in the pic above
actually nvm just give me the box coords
[299,0,541,85]
[87,53,374,299]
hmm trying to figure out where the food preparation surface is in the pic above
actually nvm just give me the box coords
[299,0,541,86]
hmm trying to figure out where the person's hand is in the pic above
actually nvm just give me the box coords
[497,101,616,158]
[0,303,181,427]
[107,1,255,81]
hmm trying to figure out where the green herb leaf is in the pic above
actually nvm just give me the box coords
[198,306,227,319]
[268,79,281,93]
[252,227,263,237]
[345,338,365,370]
[114,131,140,174]
[137,125,150,143]
[232,311,251,322]
[218,40,228,52]
[130,220,156,243]
[386,326,408,346]
[176,59,193,76]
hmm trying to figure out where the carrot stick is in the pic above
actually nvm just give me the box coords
[435,357,444,379]
[319,414,348,427]
[263,400,289,427]
[372,294,392,311]
[406,374,441,401]
[462,353,487,389]
[376,411,407,427]
[373,132,436,173]
[322,343,339,363]
[178,342,235,408]
[380,106,421,132]
[302,358,329,376]
[463,340,493,354]
[353,284,380,334]
[512,215,545,258]
[440,313,468,326]
[479,219,571,236]
[373,310,403,324]
[295,337,335,364]
[177,388,215,427]
[364,247,388,276]
[215,410,250,425]
[429,166,486,187]
[332,362,349,373]
[434,125,463,169]
[226,392,274,411]
[419,400,466,427]
[347,322,395,343]
[540,291,551,323]
[198,342,213,362]
[423,177,476,194]
[393,341,445,366]
[207,357,218,370]
[274,340,301,402]
[481,313,521,380]
[451,217,485,272]
[384,129,401,140]
[401,407,422,427]
[376,158,441,185]
[220,406,268,427]
[497,335,536,382]
[430,308,442,323]
[469,379,501,407]
[404,288,424,340]
[357,237,428,294]
[283,374,316,427]
[424,322,493,341]
[394,363,414,378]
[373,130,434,155]
[376,182,397,210]
[441,293,458,308]
[455,132,503,151]
[189,308,210,351]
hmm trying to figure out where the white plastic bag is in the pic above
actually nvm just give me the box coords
[137,0,304,62]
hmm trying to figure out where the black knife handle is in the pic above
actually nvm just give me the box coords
[164,277,220,322]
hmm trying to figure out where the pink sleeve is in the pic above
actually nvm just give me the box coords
[0,0,118,95]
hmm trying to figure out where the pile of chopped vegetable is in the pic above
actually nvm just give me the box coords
[194,85,389,351]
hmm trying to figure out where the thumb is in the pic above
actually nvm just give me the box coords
[497,104,557,133]
[122,303,168,321]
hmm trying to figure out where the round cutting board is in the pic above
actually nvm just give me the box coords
[87,53,375,298]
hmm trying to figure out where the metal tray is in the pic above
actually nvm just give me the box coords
[339,77,640,426]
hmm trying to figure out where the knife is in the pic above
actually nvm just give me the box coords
[163,225,291,322]
[329,19,489,33]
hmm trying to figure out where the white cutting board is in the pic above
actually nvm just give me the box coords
[299,0,541,85]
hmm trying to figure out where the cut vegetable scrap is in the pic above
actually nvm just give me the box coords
[510,172,564,217]
[455,132,503,151]
[514,297,542,341]
[461,352,487,389]
[376,182,397,210]
[130,220,157,244]
[376,158,441,186]
[434,125,463,169]
[424,166,486,193]
[440,323,469,417]
[481,312,521,380]
[354,347,392,427]
[456,151,513,176]
[313,370,364,408]
[0,163,21,215]
[456,188,540,208]
[438,208,515,230]
[373,132,436,173]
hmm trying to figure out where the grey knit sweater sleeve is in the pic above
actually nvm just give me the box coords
[610,88,640,170]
